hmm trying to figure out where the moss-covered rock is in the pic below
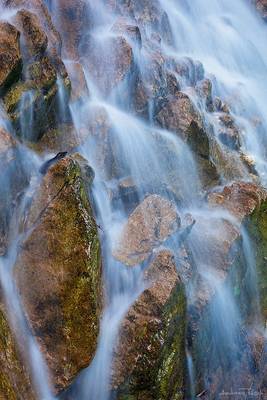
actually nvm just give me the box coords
[245,199,267,321]
[15,9,48,58]
[112,250,187,400]
[188,182,267,398]
[2,54,71,141]
[0,305,36,399]
[14,154,102,393]
[0,22,22,95]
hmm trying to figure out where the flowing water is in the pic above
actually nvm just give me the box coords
[1,0,267,399]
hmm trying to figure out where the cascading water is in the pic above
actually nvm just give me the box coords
[0,0,267,399]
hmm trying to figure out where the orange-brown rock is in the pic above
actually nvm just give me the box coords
[155,91,219,188]
[112,250,186,399]
[65,61,89,102]
[0,304,36,399]
[15,9,48,58]
[111,18,142,48]
[81,35,134,96]
[4,0,61,57]
[113,194,180,266]
[0,22,22,95]
[14,155,102,393]
[51,0,90,59]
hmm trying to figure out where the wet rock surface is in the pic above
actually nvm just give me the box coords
[112,250,186,400]
[0,22,22,95]
[14,155,102,393]
[113,194,181,266]
[188,182,267,397]
[0,305,36,399]
[81,35,134,96]
[0,0,266,399]
[0,2,70,142]
[15,9,48,58]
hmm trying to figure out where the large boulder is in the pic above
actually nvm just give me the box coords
[14,154,102,393]
[111,250,187,400]
[113,194,181,266]
[0,305,36,399]
[0,22,22,95]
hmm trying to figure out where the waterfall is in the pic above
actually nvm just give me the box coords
[0,0,266,399]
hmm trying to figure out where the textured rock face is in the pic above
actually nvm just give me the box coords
[189,182,267,327]
[81,35,134,96]
[15,9,48,58]
[113,194,181,266]
[14,155,102,393]
[0,306,36,399]
[114,0,173,45]
[188,182,267,397]
[112,250,186,400]
[0,22,22,95]
[0,4,70,142]
[4,0,62,56]
[52,0,89,59]
[155,92,219,188]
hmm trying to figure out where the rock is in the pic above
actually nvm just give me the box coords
[14,155,102,393]
[15,9,48,58]
[171,57,205,87]
[32,123,81,153]
[115,0,173,45]
[188,182,267,396]
[111,18,142,48]
[81,35,134,96]
[0,127,29,255]
[196,79,213,111]
[132,49,181,120]
[66,61,89,102]
[217,113,241,151]
[52,0,90,59]
[111,250,186,400]
[113,194,180,266]
[155,92,219,189]
[0,305,36,399]
[0,22,22,95]
[254,0,267,21]
[39,151,68,174]
[155,92,204,143]
[5,0,62,57]
[3,54,71,141]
